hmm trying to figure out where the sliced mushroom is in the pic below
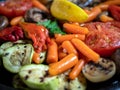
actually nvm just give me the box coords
[82,58,116,83]
[24,7,51,23]
[0,16,9,30]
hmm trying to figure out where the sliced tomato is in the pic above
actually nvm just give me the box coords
[84,21,120,57]
[0,0,32,18]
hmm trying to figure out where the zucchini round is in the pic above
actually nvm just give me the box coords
[0,40,32,57]
[2,44,34,73]
[19,64,61,90]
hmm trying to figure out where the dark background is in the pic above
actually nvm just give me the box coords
[0,64,120,90]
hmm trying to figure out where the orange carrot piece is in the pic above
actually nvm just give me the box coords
[54,33,62,38]
[46,39,58,64]
[31,0,49,13]
[10,16,23,26]
[32,52,41,64]
[71,22,80,26]
[85,7,102,22]
[55,34,85,44]
[58,51,68,60]
[96,4,109,11]
[71,38,100,62]
[58,45,67,59]
[79,52,91,63]
[63,23,89,34]
[96,0,120,11]
[84,8,91,14]
[62,40,78,56]
[100,14,114,22]
[49,53,78,76]
[69,59,85,80]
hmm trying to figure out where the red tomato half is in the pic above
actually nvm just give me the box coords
[0,0,32,18]
[84,21,120,57]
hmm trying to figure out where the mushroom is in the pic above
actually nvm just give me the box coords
[0,16,9,30]
[24,7,51,23]
[82,58,116,83]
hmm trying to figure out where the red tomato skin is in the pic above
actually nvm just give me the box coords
[84,21,120,57]
[92,47,119,57]
[108,5,120,21]
[0,26,24,43]
[0,0,33,18]
[19,22,50,53]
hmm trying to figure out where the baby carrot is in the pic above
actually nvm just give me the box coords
[31,0,49,13]
[84,8,91,14]
[85,7,102,22]
[58,45,67,59]
[71,22,80,26]
[10,16,23,26]
[96,0,120,11]
[96,4,109,11]
[49,53,78,76]
[55,34,85,44]
[100,14,114,22]
[71,38,100,62]
[61,40,78,56]
[63,23,89,34]
[69,59,85,80]
[32,52,41,64]
[46,39,58,64]
[58,51,67,60]
[54,33,62,38]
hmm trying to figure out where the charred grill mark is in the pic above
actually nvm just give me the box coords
[24,45,27,48]
[78,86,81,88]
[39,70,49,82]
[28,70,32,74]
[64,88,68,90]
[66,76,70,83]
[109,64,113,68]
[24,75,29,80]
[40,55,43,59]
[89,65,94,70]
[11,43,15,47]
[44,70,49,77]
[85,58,115,74]
[22,52,25,55]
[4,52,9,56]
[40,77,44,82]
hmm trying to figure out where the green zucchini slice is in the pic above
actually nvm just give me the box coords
[0,40,32,57]
[2,44,34,73]
[13,74,31,90]
[19,64,61,90]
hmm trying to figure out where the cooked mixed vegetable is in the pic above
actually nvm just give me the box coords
[0,0,120,90]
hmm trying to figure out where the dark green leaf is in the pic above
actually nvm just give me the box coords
[37,20,66,35]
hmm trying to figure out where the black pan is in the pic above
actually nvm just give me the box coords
[0,64,120,90]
